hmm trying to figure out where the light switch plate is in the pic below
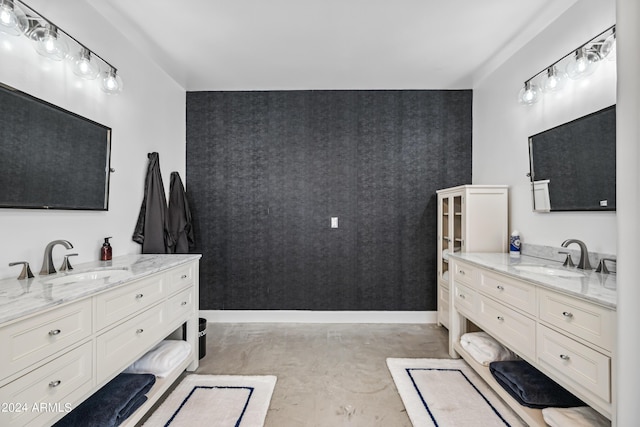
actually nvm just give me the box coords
[331,217,338,228]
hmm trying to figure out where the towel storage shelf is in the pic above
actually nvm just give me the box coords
[0,255,200,427]
[449,257,614,425]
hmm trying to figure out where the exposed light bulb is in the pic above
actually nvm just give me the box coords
[599,30,616,61]
[0,0,27,36]
[72,47,100,79]
[565,48,599,80]
[34,24,69,61]
[518,81,540,105]
[100,68,123,95]
[542,67,567,93]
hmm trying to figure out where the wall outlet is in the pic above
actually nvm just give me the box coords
[331,217,338,228]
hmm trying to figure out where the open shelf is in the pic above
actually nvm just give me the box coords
[453,342,546,427]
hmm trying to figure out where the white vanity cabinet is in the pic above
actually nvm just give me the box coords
[436,185,508,328]
[0,255,200,427]
[449,257,615,426]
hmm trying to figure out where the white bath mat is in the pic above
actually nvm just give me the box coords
[144,374,276,427]
[387,358,525,427]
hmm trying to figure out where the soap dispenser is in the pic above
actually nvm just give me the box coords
[101,237,113,261]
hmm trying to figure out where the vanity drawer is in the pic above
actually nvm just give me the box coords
[537,324,610,403]
[166,263,195,295]
[167,287,194,326]
[453,282,476,318]
[476,294,536,360]
[452,261,475,286]
[0,299,92,381]
[478,270,536,315]
[96,304,166,383]
[538,289,615,351]
[94,275,165,331]
[0,341,93,427]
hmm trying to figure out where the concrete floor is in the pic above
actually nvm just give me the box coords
[195,323,450,426]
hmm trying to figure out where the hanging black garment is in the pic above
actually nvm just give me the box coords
[132,152,172,254]
[168,171,195,254]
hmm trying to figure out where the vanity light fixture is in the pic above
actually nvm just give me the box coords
[517,25,614,105]
[3,0,123,94]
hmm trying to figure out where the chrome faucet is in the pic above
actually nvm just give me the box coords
[39,240,74,275]
[561,239,592,270]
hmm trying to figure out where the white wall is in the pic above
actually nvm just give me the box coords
[0,0,185,279]
[615,0,640,423]
[473,0,617,254]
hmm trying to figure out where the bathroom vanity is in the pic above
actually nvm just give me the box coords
[448,252,616,425]
[0,254,201,427]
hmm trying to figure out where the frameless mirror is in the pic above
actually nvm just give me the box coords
[0,83,112,210]
[528,105,616,212]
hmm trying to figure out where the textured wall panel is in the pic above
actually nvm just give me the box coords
[187,90,472,311]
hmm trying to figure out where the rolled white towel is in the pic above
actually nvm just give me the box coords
[442,249,450,261]
[460,332,518,366]
[443,271,449,281]
[542,406,610,427]
[124,340,192,378]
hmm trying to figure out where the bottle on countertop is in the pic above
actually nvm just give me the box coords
[101,237,113,261]
[509,230,521,257]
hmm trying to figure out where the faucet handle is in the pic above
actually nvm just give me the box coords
[558,251,575,268]
[8,261,35,280]
[59,254,79,272]
[596,258,616,274]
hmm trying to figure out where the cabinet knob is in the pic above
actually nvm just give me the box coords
[559,354,571,361]
[497,316,504,321]
[496,285,504,291]
[49,380,61,388]
[181,301,188,306]
[48,329,61,336]
[181,274,188,279]
[458,270,465,275]
[135,293,144,299]
[562,311,573,318]
[458,294,466,299]
[136,328,144,334]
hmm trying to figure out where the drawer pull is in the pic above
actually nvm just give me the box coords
[562,311,573,318]
[458,294,466,299]
[181,274,188,279]
[559,354,571,361]
[48,329,61,336]
[136,328,144,334]
[49,380,61,388]
[497,316,504,321]
[496,285,504,291]
[181,301,188,306]
[135,293,144,299]
[458,270,465,275]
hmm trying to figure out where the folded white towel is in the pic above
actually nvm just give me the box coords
[124,340,192,378]
[443,271,449,281]
[460,332,518,366]
[542,406,610,427]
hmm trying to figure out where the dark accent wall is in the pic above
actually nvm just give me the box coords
[187,90,472,311]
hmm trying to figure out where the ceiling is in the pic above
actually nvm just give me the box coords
[88,0,578,91]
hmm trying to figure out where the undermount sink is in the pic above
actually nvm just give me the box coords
[513,265,584,278]
[44,268,133,285]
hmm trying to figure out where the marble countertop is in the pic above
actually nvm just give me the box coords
[449,253,617,309]
[0,254,202,325]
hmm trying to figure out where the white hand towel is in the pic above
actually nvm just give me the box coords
[460,332,518,366]
[124,340,192,378]
[542,406,610,427]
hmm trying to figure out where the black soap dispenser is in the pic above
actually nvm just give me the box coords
[101,237,113,261]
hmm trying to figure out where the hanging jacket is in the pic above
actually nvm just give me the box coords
[168,171,195,253]
[132,152,172,254]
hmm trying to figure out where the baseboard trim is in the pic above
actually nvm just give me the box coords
[198,310,436,324]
